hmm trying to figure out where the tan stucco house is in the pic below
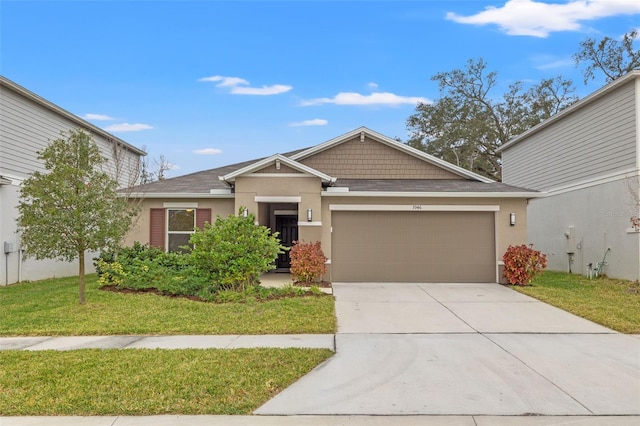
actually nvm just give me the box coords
[126,127,539,283]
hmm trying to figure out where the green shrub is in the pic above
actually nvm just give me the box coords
[189,209,285,291]
[290,241,327,283]
[94,242,164,274]
[503,244,547,285]
[97,248,212,297]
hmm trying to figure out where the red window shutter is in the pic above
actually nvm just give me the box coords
[149,208,166,249]
[196,208,212,230]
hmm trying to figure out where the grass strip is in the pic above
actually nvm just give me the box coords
[0,275,336,336]
[0,348,333,415]
[513,271,640,333]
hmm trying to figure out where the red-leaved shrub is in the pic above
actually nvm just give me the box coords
[502,244,547,285]
[290,241,327,283]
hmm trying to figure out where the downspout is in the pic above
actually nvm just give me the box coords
[635,77,640,281]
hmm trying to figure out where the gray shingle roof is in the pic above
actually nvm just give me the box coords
[332,179,536,193]
[126,147,310,194]
[125,148,536,195]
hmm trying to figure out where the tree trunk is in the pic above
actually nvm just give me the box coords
[78,250,86,305]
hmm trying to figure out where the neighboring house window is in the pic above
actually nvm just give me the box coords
[167,209,195,253]
[149,208,211,252]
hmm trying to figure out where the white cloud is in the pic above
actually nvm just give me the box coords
[198,75,292,95]
[198,75,248,87]
[83,113,114,121]
[192,148,223,155]
[231,84,292,95]
[446,0,640,38]
[103,123,153,132]
[536,59,574,70]
[368,82,379,90]
[289,119,328,127]
[301,92,430,106]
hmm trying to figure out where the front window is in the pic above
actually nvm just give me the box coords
[167,209,195,253]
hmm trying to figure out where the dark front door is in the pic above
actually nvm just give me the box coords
[275,215,298,269]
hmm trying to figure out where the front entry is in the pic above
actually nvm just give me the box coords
[275,215,298,269]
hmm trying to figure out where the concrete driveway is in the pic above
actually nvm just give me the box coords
[256,282,640,416]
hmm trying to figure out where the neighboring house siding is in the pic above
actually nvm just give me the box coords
[0,78,144,285]
[502,80,637,190]
[527,179,639,281]
[300,135,464,179]
[0,83,141,187]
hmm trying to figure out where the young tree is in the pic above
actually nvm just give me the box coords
[138,154,172,184]
[18,129,139,305]
[406,58,577,180]
[574,29,640,84]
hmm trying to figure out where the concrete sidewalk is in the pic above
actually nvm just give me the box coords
[3,415,640,425]
[0,334,335,351]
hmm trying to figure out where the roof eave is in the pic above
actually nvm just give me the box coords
[220,153,335,183]
[321,191,543,198]
[0,76,147,157]
[122,193,235,199]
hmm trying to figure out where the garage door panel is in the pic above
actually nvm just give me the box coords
[332,211,495,283]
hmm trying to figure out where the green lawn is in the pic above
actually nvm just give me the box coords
[0,275,336,336]
[0,348,333,415]
[513,271,640,333]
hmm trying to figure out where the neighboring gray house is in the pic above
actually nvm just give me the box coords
[0,76,146,285]
[498,71,640,281]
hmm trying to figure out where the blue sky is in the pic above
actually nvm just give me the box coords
[2,0,639,177]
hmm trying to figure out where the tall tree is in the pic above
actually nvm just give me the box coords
[574,29,640,84]
[18,129,139,305]
[406,58,577,180]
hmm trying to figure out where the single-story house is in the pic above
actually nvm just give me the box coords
[498,70,640,281]
[126,127,539,283]
[0,75,145,285]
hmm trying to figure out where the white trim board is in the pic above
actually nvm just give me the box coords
[329,204,500,212]
[542,167,639,196]
[126,193,234,199]
[322,191,541,198]
[163,202,198,208]
[243,173,317,178]
[255,196,302,203]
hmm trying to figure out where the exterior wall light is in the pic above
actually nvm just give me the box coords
[307,208,313,222]
[242,208,249,218]
[509,212,516,226]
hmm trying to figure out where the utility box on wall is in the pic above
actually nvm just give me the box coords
[4,241,15,254]
[565,226,575,254]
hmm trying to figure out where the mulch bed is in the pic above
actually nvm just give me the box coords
[293,281,332,288]
[99,284,328,303]
[100,285,205,302]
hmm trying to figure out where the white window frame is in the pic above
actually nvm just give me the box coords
[166,208,196,252]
